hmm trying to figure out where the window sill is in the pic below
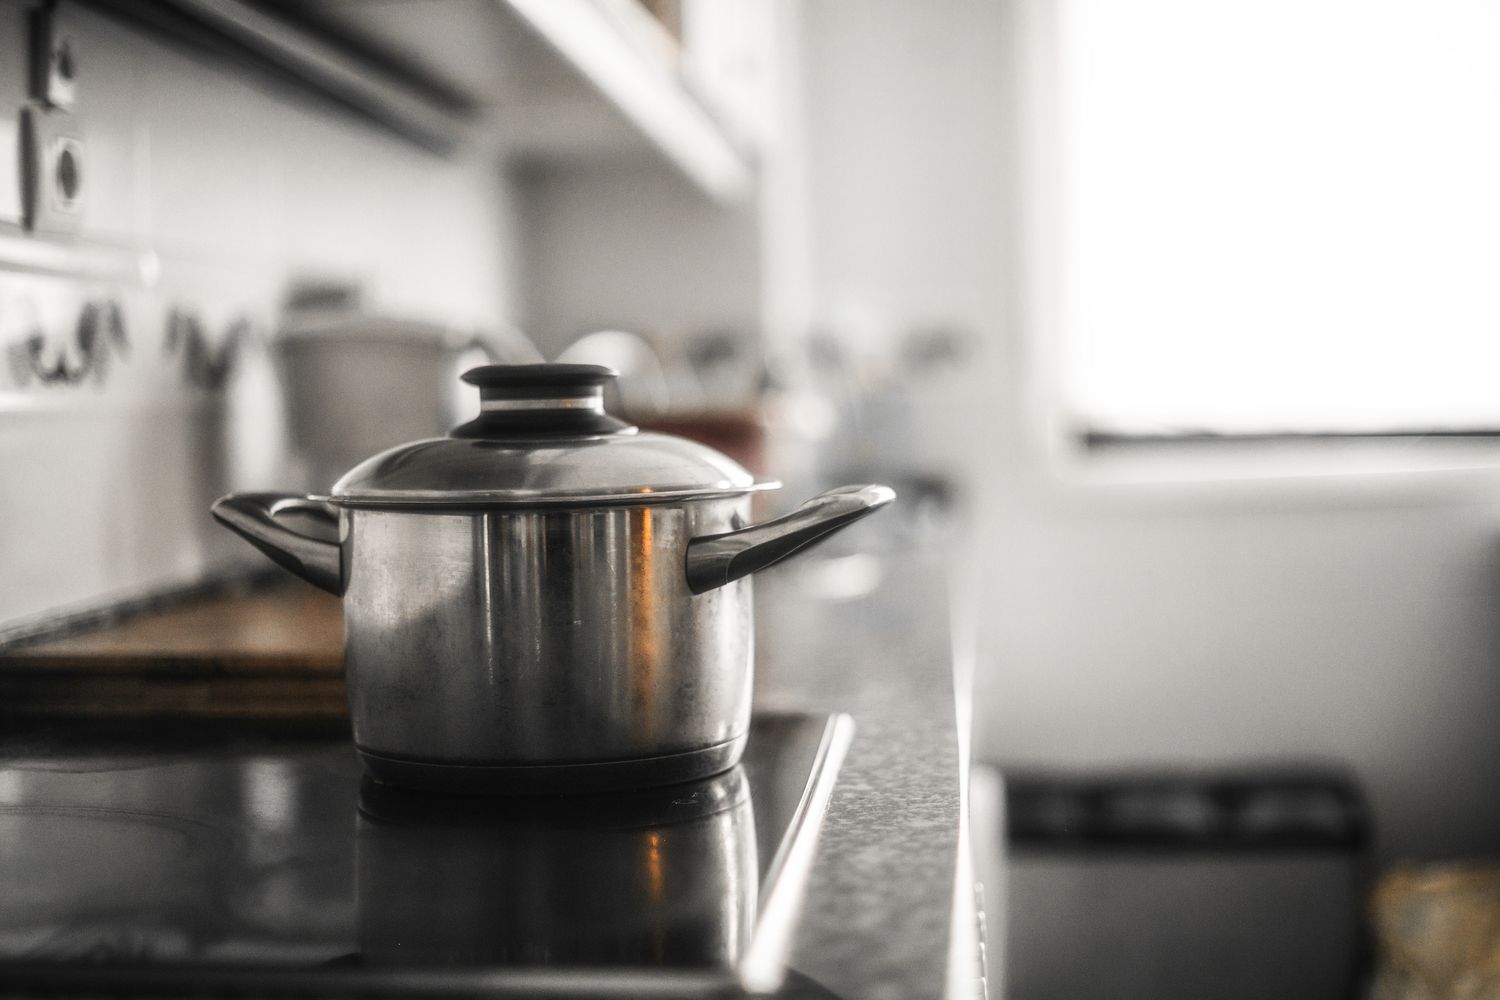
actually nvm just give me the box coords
[1040,431,1500,510]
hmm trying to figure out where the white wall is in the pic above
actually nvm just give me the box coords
[797,0,1012,498]
[984,480,1500,862]
[0,3,519,631]
[798,0,1500,864]
[514,158,763,358]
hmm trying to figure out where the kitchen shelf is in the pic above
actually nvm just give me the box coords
[282,0,756,201]
[84,0,475,153]
[89,0,755,198]
[501,0,753,201]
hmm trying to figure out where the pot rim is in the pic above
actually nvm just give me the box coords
[314,479,782,510]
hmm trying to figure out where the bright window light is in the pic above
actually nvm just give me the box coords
[1058,0,1500,436]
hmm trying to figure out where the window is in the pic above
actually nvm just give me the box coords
[1055,0,1500,439]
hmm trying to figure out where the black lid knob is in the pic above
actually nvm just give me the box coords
[451,364,633,438]
[462,363,615,395]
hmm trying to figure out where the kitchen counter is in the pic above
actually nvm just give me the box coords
[0,532,975,1000]
[753,545,974,1000]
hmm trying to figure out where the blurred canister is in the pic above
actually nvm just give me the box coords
[273,317,469,492]
[354,766,757,967]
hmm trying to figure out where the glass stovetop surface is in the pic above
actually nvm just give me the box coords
[0,711,851,997]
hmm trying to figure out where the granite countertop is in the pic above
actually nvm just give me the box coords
[753,534,974,1000]
[0,528,975,1000]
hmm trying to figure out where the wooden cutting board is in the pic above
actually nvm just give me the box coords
[0,584,347,719]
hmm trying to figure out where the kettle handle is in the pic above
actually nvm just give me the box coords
[211,493,343,595]
[684,485,896,595]
[462,324,545,364]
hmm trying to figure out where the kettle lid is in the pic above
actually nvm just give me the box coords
[327,364,775,508]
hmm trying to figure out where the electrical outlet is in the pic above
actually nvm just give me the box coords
[30,4,78,111]
[20,104,84,234]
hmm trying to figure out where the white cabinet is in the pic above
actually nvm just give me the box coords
[297,0,776,203]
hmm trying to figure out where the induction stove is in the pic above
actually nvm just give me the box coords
[0,711,852,997]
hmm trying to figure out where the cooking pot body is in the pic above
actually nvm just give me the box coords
[339,495,754,793]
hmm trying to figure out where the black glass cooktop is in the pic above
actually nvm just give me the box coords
[0,711,852,997]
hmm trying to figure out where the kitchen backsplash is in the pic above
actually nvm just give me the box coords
[0,2,518,633]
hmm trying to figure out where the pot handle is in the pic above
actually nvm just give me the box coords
[211,493,343,596]
[685,484,896,595]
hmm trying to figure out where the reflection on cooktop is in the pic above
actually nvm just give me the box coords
[0,712,851,997]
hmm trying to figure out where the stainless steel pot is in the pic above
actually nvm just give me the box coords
[212,364,892,793]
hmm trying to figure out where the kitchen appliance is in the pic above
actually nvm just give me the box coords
[998,766,1367,1000]
[356,767,756,967]
[211,363,892,793]
[0,711,853,997]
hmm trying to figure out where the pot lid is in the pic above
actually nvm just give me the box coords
[327,364,776,507]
